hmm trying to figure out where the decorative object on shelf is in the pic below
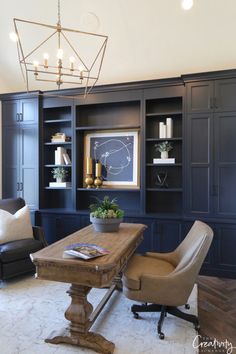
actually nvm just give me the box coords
[166,118,173,138]
[55,147,66,165]
[84,130,140,189]
[89,196,124,232]
[155,171,168,188]
[159,122,166,139]
[49,181,71,188]
[85,157,94,188]
[94,161,103,189]
[153,158,175,164]
[63,153,71,165]
[51,167,68,183]
[155,141,173,159]
[51,133,71,143]
[11,0,108,97]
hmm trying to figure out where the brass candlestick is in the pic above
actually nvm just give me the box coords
[85,174,94,188]
[85,157,94,188]
[94,162,103,189]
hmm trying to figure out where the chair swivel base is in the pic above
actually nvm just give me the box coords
[131,303,200,340]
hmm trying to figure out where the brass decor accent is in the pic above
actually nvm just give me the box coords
[94,161,103,188]
[85,157,94,188]
[12,0,108,98]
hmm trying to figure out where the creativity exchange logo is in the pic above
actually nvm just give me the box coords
[193,335,236,353]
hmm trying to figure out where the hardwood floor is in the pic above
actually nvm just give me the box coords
[197,275,236,353]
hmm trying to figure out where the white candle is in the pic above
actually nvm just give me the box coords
[166,118,173,138]
[159,122,164,138]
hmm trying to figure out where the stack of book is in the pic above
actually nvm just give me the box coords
[49,181,72,188]
[51,133,71,143]
[55,147,71,165]
[153,158,175,164]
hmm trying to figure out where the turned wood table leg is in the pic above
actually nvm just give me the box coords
[45,284,115,354]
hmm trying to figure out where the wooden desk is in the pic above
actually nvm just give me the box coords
[31,223,146,354]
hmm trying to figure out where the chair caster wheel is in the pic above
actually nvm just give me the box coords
[159,332,165,340]
[133,312,140,319]
[185,304,190,310]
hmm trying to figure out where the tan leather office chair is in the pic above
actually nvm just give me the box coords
[122,220,213,339]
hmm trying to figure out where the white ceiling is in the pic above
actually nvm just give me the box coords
[0,0,236,94]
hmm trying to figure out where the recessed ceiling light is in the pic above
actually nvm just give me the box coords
[181,0,194,10]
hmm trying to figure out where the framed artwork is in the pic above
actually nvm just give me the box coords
[84,130,140,188]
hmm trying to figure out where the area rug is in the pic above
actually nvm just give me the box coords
[0,275,198,354]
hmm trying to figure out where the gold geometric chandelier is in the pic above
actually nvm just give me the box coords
[12,0,108,97]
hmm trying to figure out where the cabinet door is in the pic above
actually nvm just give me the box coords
[2,100,19,126]
[2,126,20,198]
[214,112,236,217]
[20,98,38,124]
[153,221,182,253]
[215,78,236,112]
[19,125,38,209]
[185,113,213,216]
[186,81,214,113]
[214,223,236,277]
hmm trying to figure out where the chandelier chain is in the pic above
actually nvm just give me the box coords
[57,0,61,26]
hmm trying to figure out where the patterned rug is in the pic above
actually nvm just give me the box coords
[0,275,198,354]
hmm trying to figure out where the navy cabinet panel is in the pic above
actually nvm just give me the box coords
[1,98,39,209]
[216,224,236,268]
[2,100,18,126]
[153,220,182,253]
[2,126,20,199]
[190,168,210,213]
[55,216,81,240]
[215,78,236,112]
[20,99,38,124]
[186,81,213,113]
[38,214,57,244]
[124,217,153,253]
[20,125,38,209]
[214,112,236,217]
[186,114,212,215]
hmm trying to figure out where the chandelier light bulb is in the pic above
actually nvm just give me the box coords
[33,60,39,68]
[69,56,75,71]
[43,53,49,68]
[78,65,85,79]
[69,56,75,63]
[9,32,18,42]
[181,0,193,10]
[57,48,63,60]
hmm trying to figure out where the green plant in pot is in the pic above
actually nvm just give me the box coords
[155,141,173,159]
[51,167,68,183]
[89,196,124,233]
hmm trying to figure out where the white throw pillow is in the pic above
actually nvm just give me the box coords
[0,205,33,244]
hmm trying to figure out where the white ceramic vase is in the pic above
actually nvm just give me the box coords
[161,151,168,159]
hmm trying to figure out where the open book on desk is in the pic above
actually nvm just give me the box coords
[63,243,110,260]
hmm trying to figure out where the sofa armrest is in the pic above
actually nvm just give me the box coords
[33,226,48,247]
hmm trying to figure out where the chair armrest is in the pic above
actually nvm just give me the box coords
[33,226,48,247]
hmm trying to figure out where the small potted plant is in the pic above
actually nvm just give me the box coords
[51,167,68,183]
[89,196,124,233]
[155,141,173,159]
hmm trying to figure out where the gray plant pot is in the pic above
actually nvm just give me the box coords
[90,215,123,233]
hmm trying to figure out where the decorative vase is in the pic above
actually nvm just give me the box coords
[56,177,65,183]
[90,215,123,233]
[161,151,168,159]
